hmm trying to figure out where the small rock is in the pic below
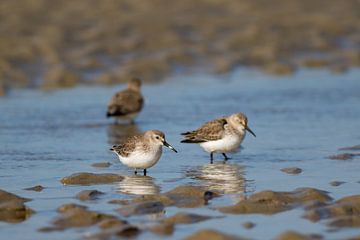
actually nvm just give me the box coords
[185,229,246,240]
[117,201,164,217]
[91,162,111,168]
[329,216,360,228]
[303,195,360,225]
[150,222,174,236]
[339,145,360,151]
[98,218,128,229]
[281,167,302,175]
[163,212,213,225]
[0,189,33,223]
[76,190,104,201]
[57,203,87,213]
[0,201,34,223]
[112,225,141,237]
[276,231,323,240]
[164,186,218,208]
[24,185,44,192]
[219,188,332,215]
[85,225,140,239]
[108,199,130,205]
[41,203,117,230]
[303,200,328,211]
[328,153,359,160]
[61,172,123,185]
[130,185,218,208]
[0,189,30,203]
[329,181,346,187]
[38,226,62,232]
[242,221,255,229]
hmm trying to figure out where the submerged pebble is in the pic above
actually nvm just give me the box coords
[339,145,360,151]
[91,162,112,168]
[329,181,346,187]
[281,167,303,175]
[328,153,360,160]
[242,221,255,229]
[24,185,45,192]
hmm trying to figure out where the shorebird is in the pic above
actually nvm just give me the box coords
[106,78,144,124]
[110,130,177,175]
[181,113,256,162]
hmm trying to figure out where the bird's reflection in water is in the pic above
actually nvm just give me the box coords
[116,175,161,195]
[187,162,250,195]
[107,123,141,145]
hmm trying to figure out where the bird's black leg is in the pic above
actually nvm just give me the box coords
[134,169,138,175]
[143,169,147,176]
[222,153,230,161]
[210,152,214,164]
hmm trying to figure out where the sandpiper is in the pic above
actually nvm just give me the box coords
[181,113,256,162]
[106,78,144,124]
[110,130,177,175]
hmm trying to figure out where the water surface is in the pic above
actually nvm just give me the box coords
[1,68,360,239]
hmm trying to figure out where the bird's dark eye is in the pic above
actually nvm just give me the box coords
[156,136,160,139]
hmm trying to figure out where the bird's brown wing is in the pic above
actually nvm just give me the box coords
[181,118,227,143]
[107,89,143,117]
[112,135,141,157]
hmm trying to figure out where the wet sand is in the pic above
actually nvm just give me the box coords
[0,0,360,94]
[0,68,360,239]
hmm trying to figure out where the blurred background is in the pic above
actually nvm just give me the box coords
[0,0,359,95]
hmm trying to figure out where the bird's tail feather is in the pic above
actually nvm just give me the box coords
[181,131,192,135]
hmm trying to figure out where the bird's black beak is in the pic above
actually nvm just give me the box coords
[163,141,178,153]
[245,125,256,137]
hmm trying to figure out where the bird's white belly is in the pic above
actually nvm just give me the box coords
[200,134,244,153]
[117,147,162,169]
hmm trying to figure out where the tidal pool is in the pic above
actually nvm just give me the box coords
[0,68,360,239]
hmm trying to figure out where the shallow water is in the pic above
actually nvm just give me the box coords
[1,68,360,239]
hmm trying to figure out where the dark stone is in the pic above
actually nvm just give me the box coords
[76,190,104,201]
